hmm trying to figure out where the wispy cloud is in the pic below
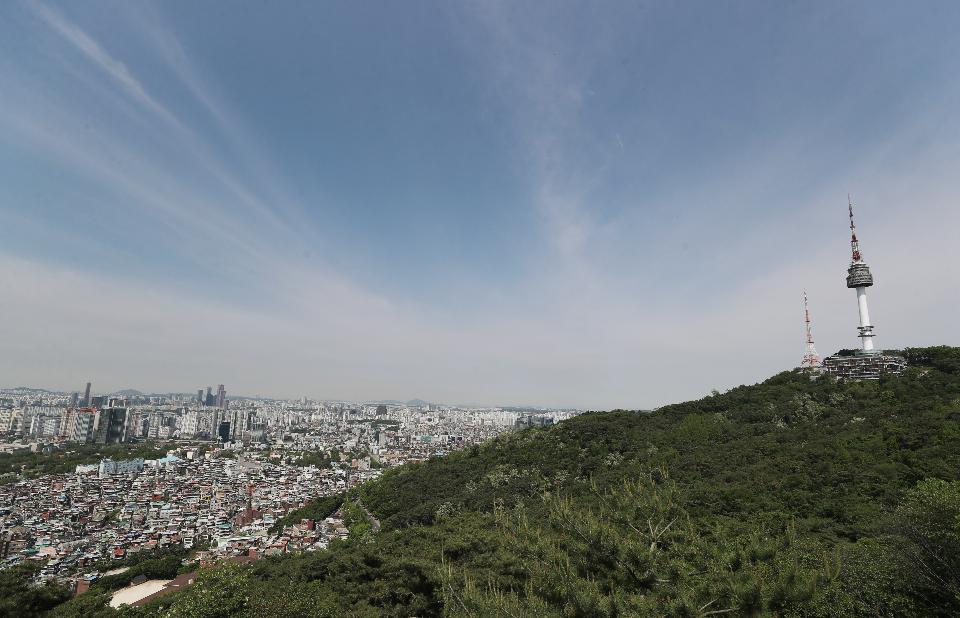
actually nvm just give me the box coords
[457,2,607,264]
[28,1,180,129]
[8,4,314,291]
[27,1,298,242]
[2,2,959,407]
[120,4,311,227]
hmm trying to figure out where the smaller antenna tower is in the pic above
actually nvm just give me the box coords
[801,291,821,368]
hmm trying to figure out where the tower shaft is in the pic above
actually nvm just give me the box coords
[856,287,874,351]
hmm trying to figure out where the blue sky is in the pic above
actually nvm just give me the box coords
[2,1,959,407]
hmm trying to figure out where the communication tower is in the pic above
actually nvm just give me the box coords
[822,196,906,379]
[846,196,876,352]
[801,291,821,368]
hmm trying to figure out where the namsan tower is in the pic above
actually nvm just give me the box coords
[845,197,876,353]
[822,196,906,380]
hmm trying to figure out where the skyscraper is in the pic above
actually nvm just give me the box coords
[83,382,91,407]
[217,421,231,443]
[71,408,96,443]
[94,407,129,444]
[59,408,76,439]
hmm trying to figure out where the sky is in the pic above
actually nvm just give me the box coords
[1,1,959,408]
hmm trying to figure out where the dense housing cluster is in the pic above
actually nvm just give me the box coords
[0,451,345,575]
[0,387,579,607]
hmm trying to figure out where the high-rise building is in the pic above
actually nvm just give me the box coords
[59,408,76,439]
[227,406,251,442]
[7,409,23,434]
[180,409,199,438]
[29,413,60,438]
[72,408,97,443]
[147,410,161,439]
[0,409,16,433]
[217,421,231,442]
[216,384,226,409]
[94,407,129,444]
[83,382,92,407]
[197,389,204,405]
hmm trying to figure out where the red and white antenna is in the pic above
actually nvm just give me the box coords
[848,194,862,262]
[801,291,821,368]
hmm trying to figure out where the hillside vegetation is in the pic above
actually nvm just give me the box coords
[43,346,960,617]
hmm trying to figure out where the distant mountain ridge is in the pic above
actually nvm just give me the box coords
[7,387,54,393]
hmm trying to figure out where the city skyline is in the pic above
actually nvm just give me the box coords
[2,2,960,408]
[0,382,580,412]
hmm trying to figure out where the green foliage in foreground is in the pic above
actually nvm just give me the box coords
[0,562,71,618]
[443,473,820,617]
[30,346,960,616]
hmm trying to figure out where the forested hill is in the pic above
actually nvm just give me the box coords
[363,348,959,538]
[46,346,960,617]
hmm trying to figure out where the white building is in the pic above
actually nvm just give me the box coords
[99,458,145,478]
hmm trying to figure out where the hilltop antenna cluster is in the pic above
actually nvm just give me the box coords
[801,291,821,368]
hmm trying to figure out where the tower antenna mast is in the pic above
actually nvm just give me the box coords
[848,194,862,262]
[801,291,821,368]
